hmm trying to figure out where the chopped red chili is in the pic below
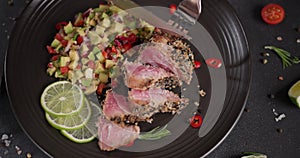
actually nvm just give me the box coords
[206,58,222,69]
[194,60,201,68]
[169,4,177,14]
[190,115,203,128]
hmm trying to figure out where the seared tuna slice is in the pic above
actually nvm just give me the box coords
[102,90,131,120]
[128,88,188,118]
[137,45,193,84]
[123,61,179,89]
[97,117,140,151]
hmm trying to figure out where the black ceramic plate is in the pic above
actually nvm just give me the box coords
[5,0,251,157]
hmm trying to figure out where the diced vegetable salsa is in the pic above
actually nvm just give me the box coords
[46,4,155,94]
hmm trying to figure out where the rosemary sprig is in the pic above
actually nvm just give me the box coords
[138,125,171,140]
[264,45,300,69]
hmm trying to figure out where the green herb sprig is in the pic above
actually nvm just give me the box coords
[264,45,300,69]
[241,152,267,158]
[138,125,171,140]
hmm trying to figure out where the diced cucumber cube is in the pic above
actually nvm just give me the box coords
[81,58,89,65]
[88,53,95,61]
[88,31,101,45]
[99,72,109,83]
[92,47,101,54]
[51,39,61,48]
[101,17,111,28]
[105,60,116,69]
[47,67,57,76]
[95,62,106,73]
[59,56,71,67]
[68,61,78,70]
[81,78,92,87]
[95,25,106,35]
[64,22,74,34]
[69,50,80,61]
[96,52,105,63]
[80,44,89,53]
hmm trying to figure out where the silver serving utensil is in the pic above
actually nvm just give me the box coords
[106,0,202,39]
[168,0,202,35]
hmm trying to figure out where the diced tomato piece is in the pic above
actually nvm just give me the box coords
[60,66,69,75]
[128,33,137,43]
[47,62,54,68]
[61,40,68,47]
[94,73,99,78]
[55,33,64,41]
[190,115,203,128]
[111,46,117,53]
[76,20,84,27]
[102,51,108,59]
[46,45,57,54]
[76,36,84,45]
[123,43,132,52]
[51,55,59,61]
[114,39,122,47]
[55,21,68,30]
[96,83,106,95]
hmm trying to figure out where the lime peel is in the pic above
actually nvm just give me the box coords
[45,97,91,130]
[60,101,102,143]
[288,80,300,108]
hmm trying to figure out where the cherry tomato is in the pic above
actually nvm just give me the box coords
[190,115,203,128]
[169,4,177,14]
[60,66,69,75]
[261,3,285,25]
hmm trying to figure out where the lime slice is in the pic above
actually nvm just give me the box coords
[288,80,300,108]
[45,97,91,130]
[41,81,84,116]
[61,101,102,143]
[61,126,95,143]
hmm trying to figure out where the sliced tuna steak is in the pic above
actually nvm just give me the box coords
[97,117,140,151]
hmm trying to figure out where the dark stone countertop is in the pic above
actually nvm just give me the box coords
[1,0,300,157]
